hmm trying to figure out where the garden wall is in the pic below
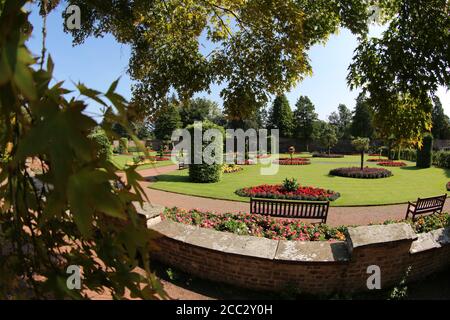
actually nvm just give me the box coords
[148,219,450,294]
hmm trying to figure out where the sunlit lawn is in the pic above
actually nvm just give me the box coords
[150,154,450,206]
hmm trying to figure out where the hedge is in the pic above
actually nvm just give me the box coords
[433,150,450,168]
[417,134,433,168]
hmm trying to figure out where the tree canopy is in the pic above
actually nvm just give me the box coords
[431,97,450,140]
[350,93,374,139]
[293,95,317,150]
[64,0,392,120]
[328,104,352,139]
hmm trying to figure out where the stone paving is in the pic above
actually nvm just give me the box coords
[131,165,450,227]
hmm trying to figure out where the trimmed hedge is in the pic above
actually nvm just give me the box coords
[329,167,393,179]
[88,127,113,161]
[417,134,433,168]
[187,121,225,183]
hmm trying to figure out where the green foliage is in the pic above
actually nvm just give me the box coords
[432,150,450,168]
[178,97,223,127]
[187,120,224,183]
[318,123,338,155]
[416,134,433,168]
[218,220,249,236]
[118,137,129,154]
[268,94,294,138]
[399,149,417,162]
[328,104,352,139]
[282,178,299,192]
[153,101,181,140]
[0,1,161,299]
[293,96,317,150]
[88,127,113,161]
[66,0,383,120]
[431,96,450,140]
[350,93,374,139]
[352,137,370,170]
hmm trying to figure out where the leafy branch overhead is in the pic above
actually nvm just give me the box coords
[0,0,164,299]
[63,0,391,119]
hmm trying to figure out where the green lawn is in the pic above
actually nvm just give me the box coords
[112,152,175,170]
[150,155,450,206]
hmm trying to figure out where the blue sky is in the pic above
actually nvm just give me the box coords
[27,3,450,122]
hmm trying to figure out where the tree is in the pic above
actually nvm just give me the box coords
[0,1,161,299]
[352,137,370,170]
[350,93,374,139]
[417,134,433,168]
[178,98,223,127]
[268,95,294,138]
[431,96,450,140]
[153,101,182,141]
[293,96,318,151]
[319,123,338,155]
[348,0,450,147]
[65,0,387,120]
[328,104,352,139]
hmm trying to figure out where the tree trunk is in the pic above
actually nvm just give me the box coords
[361,150,364,170]
[328,146,331,155]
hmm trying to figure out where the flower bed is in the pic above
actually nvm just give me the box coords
[312,153,344,158]
[161,207,450,242]
[366,158,388,162]
[235,183,340,201]
[377,161,406,167]
[329,167,393,179]
[273,158,311,165]
[147,156,170,161]
[161,207,347,241]
[222,164,243,173]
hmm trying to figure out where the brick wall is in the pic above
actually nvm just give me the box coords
[149,220,450,294]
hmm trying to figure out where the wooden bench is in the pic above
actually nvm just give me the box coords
[250,198,330,223]
[405,194,447,220]
[178,162,189,170]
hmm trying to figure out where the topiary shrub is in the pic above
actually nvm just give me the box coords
[187,120,224,183]
[118,137,129,154]
[88,127,113,161]
[416,134,433,168]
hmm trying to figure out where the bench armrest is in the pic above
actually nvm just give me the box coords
[408,201,416,208]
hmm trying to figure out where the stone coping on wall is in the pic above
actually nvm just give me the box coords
[148,217,450,293]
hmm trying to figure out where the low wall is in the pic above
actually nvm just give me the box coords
[149,219,450,294]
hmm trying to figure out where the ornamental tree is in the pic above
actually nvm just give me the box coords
[268,95,294,138]
[350,93,374,139]
[352,137,370,170]
[319,123,338,155]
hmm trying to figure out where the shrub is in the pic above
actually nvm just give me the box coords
[118,137,129,154]
[377,161,406,167]
[88,127,113,161]
[417,134,433,168]
[433,150,450,168]
[235,183,340,201]
[329,167,393,179]
[399,149,417,162]
[282,178,299,192]
[187,121,224,183]
[312,153,344,158]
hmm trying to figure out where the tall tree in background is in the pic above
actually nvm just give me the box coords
[153,102,181,141]
[318,123,338,155]
[178,98,224,127]
[293,96,318,151]
[350,93,374,139]
[268,95,294,138]
[328,104,352,139]
[431,96,450,140]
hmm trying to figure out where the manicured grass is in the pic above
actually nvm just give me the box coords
[112,152,175,170]
[150,155,450,206]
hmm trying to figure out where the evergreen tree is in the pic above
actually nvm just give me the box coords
[293,96,318,151]
[431,96,450,139]
[153,101,181,141]
[268,95,294,138]
[350,93,374,139]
